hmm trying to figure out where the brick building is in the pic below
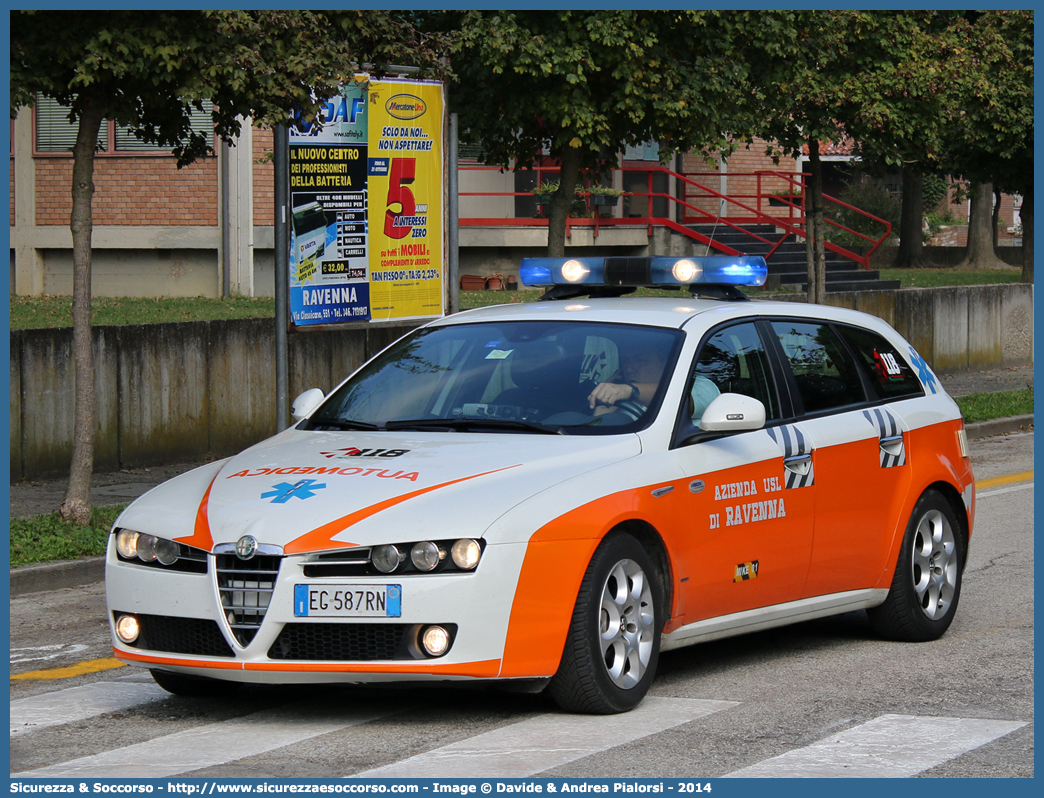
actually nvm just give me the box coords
[10,101,273,298]
[10,99,1022,298]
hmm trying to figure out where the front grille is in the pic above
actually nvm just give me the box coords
[303,548,372,578]
[216,554,281,646]
[604,257,652,286]
[268,623,409,661]
[116,612,234,658]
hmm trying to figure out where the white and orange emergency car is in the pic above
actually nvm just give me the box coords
[106,256,974,714]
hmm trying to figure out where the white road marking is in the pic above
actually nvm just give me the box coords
[979,482,1033,499]
[723,713,1028,778]
[10,681,170,736]
[354,696,738,778]
[10,643,89,664]
[12,703,392,778]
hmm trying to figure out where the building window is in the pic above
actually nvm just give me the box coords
[623,140,660,161]
[34,95,214,155]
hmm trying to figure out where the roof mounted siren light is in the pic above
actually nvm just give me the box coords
[519,256,769,301]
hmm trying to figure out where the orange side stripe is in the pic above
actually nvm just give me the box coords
[114,648,499,678]
[284,464,522,555]
[174,474,218,551]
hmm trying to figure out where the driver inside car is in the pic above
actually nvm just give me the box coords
[588,342,670,419]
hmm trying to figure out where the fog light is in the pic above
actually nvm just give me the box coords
[561,259,589,283]
[451,539,482,570]
[411,541,442,572]
[421,625,451,657]
[115,614,140,644]
[115,529,139,559]
[372,544,403,574]
[672,258,701,283]
[136,534,158,562]
[154,537,179,566]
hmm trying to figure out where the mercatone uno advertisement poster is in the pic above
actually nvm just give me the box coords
[288,78,444,327]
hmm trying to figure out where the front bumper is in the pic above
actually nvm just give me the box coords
[105,537,529,684]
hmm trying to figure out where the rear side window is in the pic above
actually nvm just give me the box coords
[769,320,865,414]
[836,325,925,401]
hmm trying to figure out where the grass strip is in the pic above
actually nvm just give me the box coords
[955,388,1034,424]
[10,505,126,567]
[877,267,1022,288]
[10,295,275,330]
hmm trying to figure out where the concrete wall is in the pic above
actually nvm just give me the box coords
[10,283,1032,482]
[10,320,418,481]
[777,283,1033,372]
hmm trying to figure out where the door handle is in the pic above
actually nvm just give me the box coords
[880,434,904,457]
[783,453,812,476]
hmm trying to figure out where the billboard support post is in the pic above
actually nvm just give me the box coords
[448,111,460,315]
[274,123,289,430]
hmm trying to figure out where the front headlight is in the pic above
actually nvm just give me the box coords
[411,541,443,572]
[363,538,485,574]
[372,544,403,574]
[113,528,208,572]
[115,529,139,559]
[451,539,482,570]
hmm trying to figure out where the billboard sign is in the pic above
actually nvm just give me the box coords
[287,78,444,327]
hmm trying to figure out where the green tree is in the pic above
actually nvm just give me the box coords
[10,10,444,524]
[759,11,968,301]
[445,10,799,257]
[939,11,1033,280]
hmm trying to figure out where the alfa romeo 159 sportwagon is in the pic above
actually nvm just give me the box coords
[106,255,973,713]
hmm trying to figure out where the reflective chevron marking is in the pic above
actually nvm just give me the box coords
[723,714,1028,778]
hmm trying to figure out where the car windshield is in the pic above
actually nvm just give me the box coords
[305,320,683,435]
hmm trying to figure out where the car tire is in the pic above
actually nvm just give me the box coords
[547,532,662,714]
[149,668,241,698]
[867,489,965,642]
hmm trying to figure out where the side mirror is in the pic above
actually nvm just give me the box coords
[699,392,766,433]
[291,388,325,421]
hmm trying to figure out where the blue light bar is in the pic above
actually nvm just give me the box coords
[519,256,768,288]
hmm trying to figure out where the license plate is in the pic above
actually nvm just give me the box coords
[293,584,401,618]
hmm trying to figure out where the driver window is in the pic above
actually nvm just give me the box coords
[690,323,780,425]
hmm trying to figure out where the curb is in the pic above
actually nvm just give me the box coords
[965,414,1034,439]
[11,556,105,597]
[9,414,1034,597]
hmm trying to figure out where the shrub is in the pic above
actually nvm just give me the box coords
[826,177,901,249]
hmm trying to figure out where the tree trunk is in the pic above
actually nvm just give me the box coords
[805,140,827,304]
[60,103,104,526]
[957,181,1008,270]
[1020,186,1033,283]
[546,146,582,258]
[992,186,1002,249]
[893,169,928,269]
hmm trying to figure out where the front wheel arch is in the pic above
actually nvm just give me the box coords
[547,529,666,713]
[614,520,674,622]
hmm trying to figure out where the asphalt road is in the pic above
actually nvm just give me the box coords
[9,433,1033,779]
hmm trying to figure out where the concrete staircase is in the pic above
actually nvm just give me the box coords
[689,223,901,293]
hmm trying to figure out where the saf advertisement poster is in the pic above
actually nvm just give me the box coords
[288,78,444,327]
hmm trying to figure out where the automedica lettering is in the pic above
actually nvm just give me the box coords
[226,466,419,482]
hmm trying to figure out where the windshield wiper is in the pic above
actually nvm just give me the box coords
[305,417,383,431]
[384,418,564,435]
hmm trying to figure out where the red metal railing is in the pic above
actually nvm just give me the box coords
[458,165,892,268]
